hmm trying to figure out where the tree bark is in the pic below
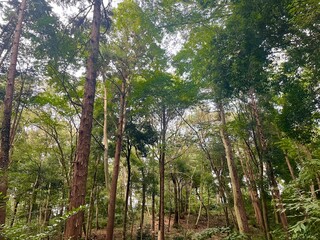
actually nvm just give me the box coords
[152,187,156,240]
[103,79,110,192]
[250,92,289,236]
[9,196,18,227]
[27,170,40,224]
[218,103,250,234]
[240,148,264,231]
[64,1,101,238]
[140,168,146,239]
[158,106,166,240]
[0,0,27,231]
[85,158,98,240]
[106,78,127,240]
[171,173,179,227]
[284,154,295,180]
[123,144,131,240]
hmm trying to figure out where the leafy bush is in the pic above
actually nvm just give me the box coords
[1,206,86,240]
[192,227,230,240]
[136,224,153,240]
[284,186,320,240]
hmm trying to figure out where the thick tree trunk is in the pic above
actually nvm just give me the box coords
[64,1,101,238]
[218,103,250,234]
[123,144,131,240]
[0,0,27,231]
[158,106,166,240]
[106,78,127,240]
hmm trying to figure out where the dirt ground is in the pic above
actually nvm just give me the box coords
[91,214,228,239]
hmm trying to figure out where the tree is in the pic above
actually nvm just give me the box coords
[0,0,27,231]
[64,0,101,238]
[132,70,197,239]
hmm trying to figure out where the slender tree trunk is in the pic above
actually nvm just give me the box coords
[195,186,208,227]
[152,188,155,240]
[64,1,101,238]
[168,179,172,233]
[43,183,51,227]
[85,158,98,240]
[0,0,27,231]
[185,182,190,214]
[284,154,295,180]
[195,191,202,229]
[158,106,166,240]
[266,161,289,233]
[123,144,131,240]
[95,186,99,230]
[106,78,127,240]
[140,168,146,239]
[27,170,40,224]
[103,79,110,192]
[250,92,289,236]
[240,148,264,231]
[10,198,19,227]
[130,190,135,240]
[171,173,179,227]
[218,103,250,234]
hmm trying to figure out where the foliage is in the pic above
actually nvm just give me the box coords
[191,227,230,240]
[283,185,320,240]
[1,0,320,239]
[1,206,86,240]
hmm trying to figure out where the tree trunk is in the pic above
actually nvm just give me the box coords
[123,144,131,240]
[106,78,127,240]
[103,79,110,192]
[95,186,99,230]
[158,106,166,240]
[171,173,179,227]
[195,186,208,227]
[0,0,27,230]
[240,147,264,231]
[266,160,289,233]
[27,170,40,224]
[284,154,295,180]
[218,103,250,234]
[10,197,19,227]
[43,183,51,227]
[130,190,135,240]
[64,1,101,238]
[195,192,202,229]
[152,188,156,240]
[250,91,289,236]
[85,158,98,240]
[140,168,146,239]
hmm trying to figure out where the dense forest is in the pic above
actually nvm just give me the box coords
[0,0,319,239]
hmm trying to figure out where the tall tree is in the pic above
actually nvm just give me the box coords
[0,0,27,231]
[64,0,101,238]
[218,103,250,233]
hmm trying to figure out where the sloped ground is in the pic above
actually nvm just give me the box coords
[92,214,228,239]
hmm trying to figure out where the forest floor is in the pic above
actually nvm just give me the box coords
[92,214,229,239]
